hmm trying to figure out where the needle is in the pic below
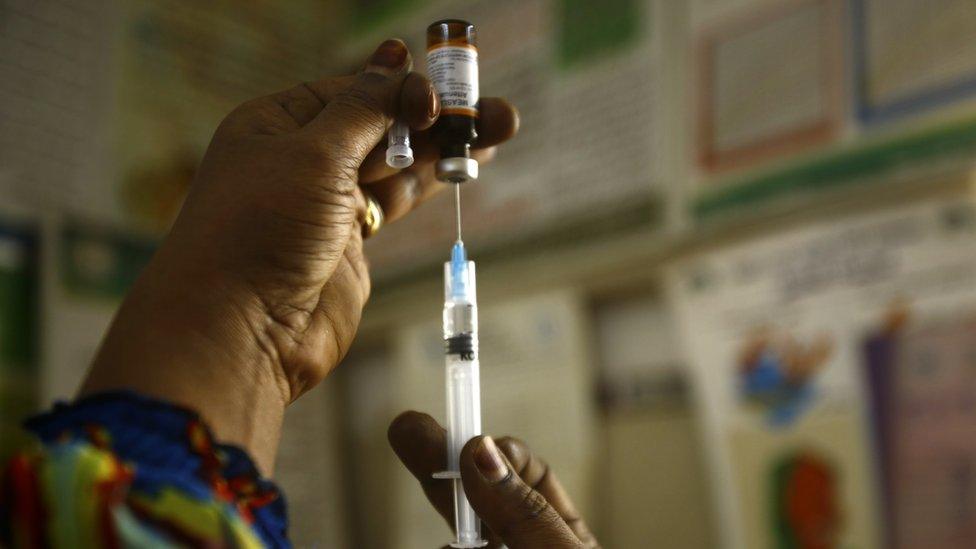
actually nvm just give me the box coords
[454,184,462,242]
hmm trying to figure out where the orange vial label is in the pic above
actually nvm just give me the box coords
[426,45,479,117]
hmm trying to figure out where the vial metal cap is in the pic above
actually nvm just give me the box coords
[436,157,479,183]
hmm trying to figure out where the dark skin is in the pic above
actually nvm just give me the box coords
[78,38,596,547]
[80,39,514,473]
[389,412,601,549]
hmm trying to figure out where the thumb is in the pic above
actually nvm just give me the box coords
[305,39,412,168]
[460,436,583,549]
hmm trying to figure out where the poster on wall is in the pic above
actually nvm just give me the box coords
[727,420,865,549]
[0,224,38,460]
[690,0,786,28]
[669,195,976,548]
[0,0,116,218]
[113,0,335,231]
[852,0,976,125]
[864,314,976,548]
[556,0,642,68]
[695,0,843,173]
[43,222,156,403]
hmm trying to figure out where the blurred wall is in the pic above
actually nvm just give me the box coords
[593,292,715,548]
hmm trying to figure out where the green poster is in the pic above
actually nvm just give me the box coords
[60,223,157,301]
[351,0,427,33]
[0,234,36,371]
[558,0,643,69]
[0,227,39,460]
[694,116,976,221]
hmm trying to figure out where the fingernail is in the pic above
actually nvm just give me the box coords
[367,39,408,73]
[474,436,508,483]
[426,83,439,119]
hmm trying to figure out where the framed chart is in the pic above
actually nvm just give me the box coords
[852,0,976,124]
[696,0,843,172]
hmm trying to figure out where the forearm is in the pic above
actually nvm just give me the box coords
[79,246,288,475]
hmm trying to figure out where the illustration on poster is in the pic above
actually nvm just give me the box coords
[770,450,840,549]
[737,330,834,427]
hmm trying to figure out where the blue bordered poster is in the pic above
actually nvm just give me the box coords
[852,0,976,124]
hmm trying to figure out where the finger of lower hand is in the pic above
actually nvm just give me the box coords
[460,436,583,549]
[387,411,457,526]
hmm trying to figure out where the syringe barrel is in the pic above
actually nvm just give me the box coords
[444,350,481,471]
[444,352,483,547]
[443,258,485,547]
[443,260,479,472]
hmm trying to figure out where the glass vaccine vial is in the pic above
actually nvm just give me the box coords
[427,19,479,183]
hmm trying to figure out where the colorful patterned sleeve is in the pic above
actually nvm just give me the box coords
[0,392,289,548]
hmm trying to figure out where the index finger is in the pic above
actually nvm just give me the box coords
[388,412,596,548]
[388,411,455,525]
[388,412,510,549]
[229,68,438,136]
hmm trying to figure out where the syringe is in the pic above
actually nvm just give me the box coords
[432,238,487,548]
